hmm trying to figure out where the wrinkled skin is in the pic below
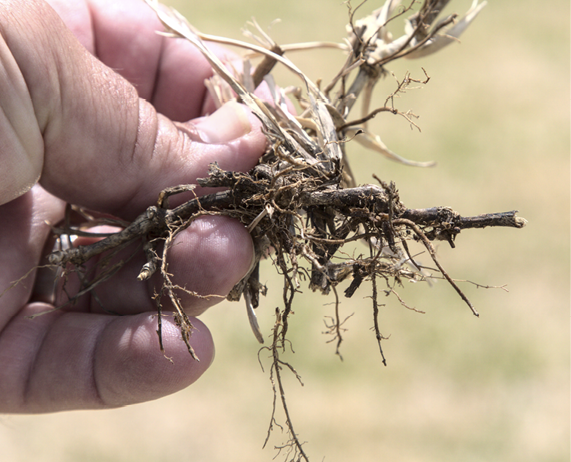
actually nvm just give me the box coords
[0,0,267,412]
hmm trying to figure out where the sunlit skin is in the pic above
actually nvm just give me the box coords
[0,0,268,413]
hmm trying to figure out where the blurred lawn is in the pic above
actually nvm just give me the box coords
[1,1,569,461]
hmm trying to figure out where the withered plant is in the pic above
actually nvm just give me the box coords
[15,1,527,460]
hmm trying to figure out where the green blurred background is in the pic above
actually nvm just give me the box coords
[2,1,569,461]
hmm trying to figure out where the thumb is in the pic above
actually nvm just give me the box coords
[0,1,266,217]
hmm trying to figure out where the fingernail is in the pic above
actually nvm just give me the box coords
[196,101,251,144]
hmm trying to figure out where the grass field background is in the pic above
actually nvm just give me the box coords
[1,1,569,461]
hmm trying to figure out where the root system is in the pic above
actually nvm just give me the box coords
[13,1,528,460]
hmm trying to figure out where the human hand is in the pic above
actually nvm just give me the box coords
[0,0,266,412]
